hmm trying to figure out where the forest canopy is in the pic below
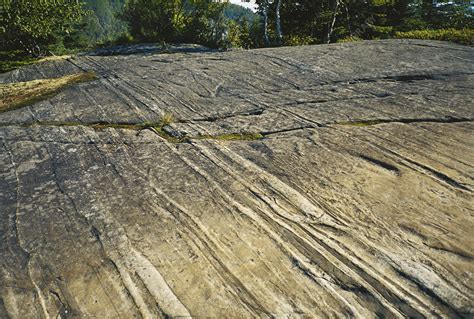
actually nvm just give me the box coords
[0,0,472,62]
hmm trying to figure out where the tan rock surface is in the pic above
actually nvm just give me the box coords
[0,40,473,318]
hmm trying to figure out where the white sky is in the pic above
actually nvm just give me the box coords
[229,0,258,11]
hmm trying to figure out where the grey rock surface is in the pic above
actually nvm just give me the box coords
[0,40,473,318]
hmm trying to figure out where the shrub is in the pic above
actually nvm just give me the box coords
[337,36,363,43]
[283,35,318,46]
[0,0,88,56]
[120,0,230,48]
[0,51,39,73]
[394,28,474,46]
[120,0,184,42]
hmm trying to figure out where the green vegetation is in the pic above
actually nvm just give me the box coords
[0,72,97,113]
[65,114,263,143]
[1,0,472,74]
[0,0,88,56]
[117,0,260,49]
[0,0,260,71]
[0,51,39,73]
[159,113,175,127]
[257,0,473,46]
[81,0,127,44]
[6,118,265,143]
[120,0,233,48]
[0,52,73,73]
[337,36,364,43]
[395,28,474,45]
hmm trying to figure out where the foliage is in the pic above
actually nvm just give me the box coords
[337,36,363,43]
[219,19,244,49]
[120,0,231,47]
[284,35,318,46]
[217,17,260,49]
[224,3,258,22]
[0,51,39,73]
[120,0,184,42]
[431,4,474,29]
[182,0,228,47]
[2,0,473,73]
[82,0,127,44]
[395,28,474,45]
[238,17,261,49]
[0,0,88,56]
[255,0,474,46]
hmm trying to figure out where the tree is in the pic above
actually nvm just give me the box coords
[327,0,341,43]
[0,0,87,56]
[182,0,228,46]
[256,0,433,45]
[256,0,271,45]
[81,0,127,43]
[275,0,282,44]
[421,0,474,29]
[120,0,230,47]
[120,0,185,42]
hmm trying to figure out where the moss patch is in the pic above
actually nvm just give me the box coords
[0,72,97,113]
[152,126,187,143]
[8,120,264,143]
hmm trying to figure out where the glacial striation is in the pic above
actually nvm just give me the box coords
[0,39,473,318]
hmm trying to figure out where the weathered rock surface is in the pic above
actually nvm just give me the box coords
[0,40,473,318]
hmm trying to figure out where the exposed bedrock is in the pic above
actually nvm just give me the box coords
[0,40,473,318]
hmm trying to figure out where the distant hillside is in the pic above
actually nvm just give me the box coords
[224,3,258,21]
[82,0,127,43]
[81,1,257,44]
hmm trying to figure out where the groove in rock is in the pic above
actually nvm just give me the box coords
[358,155,401,175]
[329,71,474,86]
[260,126,317,137]
[188,109,265,122]
[332,117,474,127]
[395,269,462,318]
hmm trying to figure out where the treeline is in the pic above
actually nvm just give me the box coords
[0,0,260,55]
[1,0,473,59]
[258,0,473,46]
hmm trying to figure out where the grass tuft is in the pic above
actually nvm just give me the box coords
[159,112,175,127]
[0,72,97,113]
[152,126,187,143]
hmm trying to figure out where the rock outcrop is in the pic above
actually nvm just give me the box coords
[0,40,473,318]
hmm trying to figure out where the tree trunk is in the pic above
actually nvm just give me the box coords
[343,0,352,36]
[327,0,340,44]
[263,1,269,46]
[275,0,282,45]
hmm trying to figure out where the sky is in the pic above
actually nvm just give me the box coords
[229,0,258,11]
